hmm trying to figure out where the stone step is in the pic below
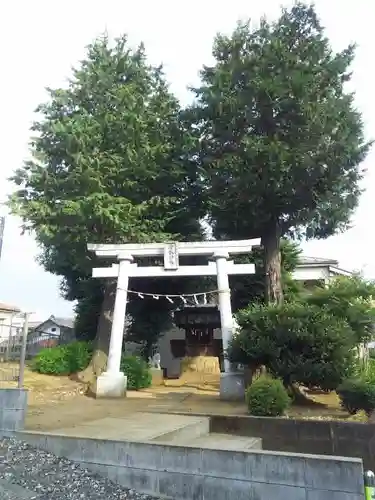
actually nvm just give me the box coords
[175,432,262,452]
[151,417,210,444]
[39,413,210,443]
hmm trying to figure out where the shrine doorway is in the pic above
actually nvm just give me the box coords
[166,305,224,376]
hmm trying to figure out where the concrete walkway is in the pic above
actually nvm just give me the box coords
[24,410,263,453]
[41,412,210,442]
[25,389,247,432]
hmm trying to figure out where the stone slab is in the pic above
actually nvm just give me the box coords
[152,419,210,444]
[40,412,210,442]
[182,432,262,451]
[219,372,245,401]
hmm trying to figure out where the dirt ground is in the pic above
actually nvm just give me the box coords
[0,363,351,432]
[0,362,85,405]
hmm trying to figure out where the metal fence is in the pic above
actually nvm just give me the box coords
[0,312,28,387]
[0,312,66,388]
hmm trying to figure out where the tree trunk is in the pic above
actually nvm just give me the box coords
[76,280,116,387]
[261,221,283,305]
[141,340,154,362]
[288,382,310,404]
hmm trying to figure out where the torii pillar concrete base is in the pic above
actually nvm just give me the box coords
[219,372,245,401]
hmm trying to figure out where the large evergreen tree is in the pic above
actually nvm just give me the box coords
[9,35,201,381]
[188,3,371,304]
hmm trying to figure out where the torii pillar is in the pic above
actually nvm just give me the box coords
[88,239,260,400]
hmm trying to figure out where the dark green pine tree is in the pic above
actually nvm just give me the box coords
[9,35,201,380]
[187,3,372,304]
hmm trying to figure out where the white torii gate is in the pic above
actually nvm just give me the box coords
[88,238,260,399]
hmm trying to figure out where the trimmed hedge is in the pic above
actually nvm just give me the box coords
[31,342,152,390]
[337,378,375,416]
[245,375,290,417]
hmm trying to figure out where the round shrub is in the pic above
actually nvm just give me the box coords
[245,376,290,417]
[120,355,152,390]
[337,379,375,416]
[229,302,356,391]
[31,341,92,375]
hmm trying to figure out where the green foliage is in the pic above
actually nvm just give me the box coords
[31,346,70,375]
[230,239,303,311]
[337,379,375,416]
[31,343,151,391]
[10,36,187,291]
[229,302,356,390]
[282,273,305,303]
[187,2,371,302]
[245,376,290,417]
[31,342,93,375]
[353,358,375,385]
[190,2,371,240]
[74,282,104,342]
[231,275,375,394]
[120,355,152,390]
[306,276,375,344]
[364,359,375,384]
[66,341,94,372]
[8,34,202,350]
[9,7,372,343]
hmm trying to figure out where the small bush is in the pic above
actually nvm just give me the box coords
[31,345,70,375]
[245,376,290,417]
[120,355,152,390]
[337,378,375,415]
[65,341,93,372]
[31,341,92,375]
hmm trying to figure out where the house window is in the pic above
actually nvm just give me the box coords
[51,327,57,332]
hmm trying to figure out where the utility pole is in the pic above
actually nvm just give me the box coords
[18,312,30,388]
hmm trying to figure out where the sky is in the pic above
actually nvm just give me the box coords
[0,0,374,320]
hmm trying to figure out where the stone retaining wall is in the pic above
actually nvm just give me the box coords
[210,414,375,471]
[19,431,364,500]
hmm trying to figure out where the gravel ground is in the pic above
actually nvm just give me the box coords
[0,437,161,500]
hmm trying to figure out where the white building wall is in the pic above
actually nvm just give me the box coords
[292,266,330,281]
[0,311,20,341]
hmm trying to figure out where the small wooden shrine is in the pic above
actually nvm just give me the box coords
[171,304,224,370]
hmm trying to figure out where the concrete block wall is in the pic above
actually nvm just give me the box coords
[19,432,364,500]
[210,414,375,471]
[0,388,27,434]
